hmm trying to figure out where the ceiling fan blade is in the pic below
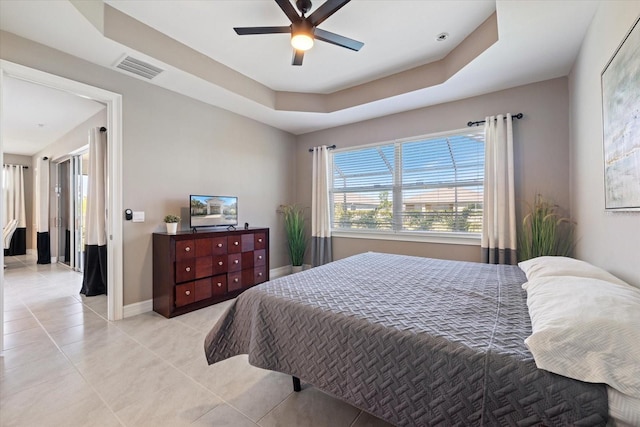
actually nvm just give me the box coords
[308,0,350,27]
[292,49,304,66]
[234,26,291,35]
[276,0,301,23]
[314,27,363,51]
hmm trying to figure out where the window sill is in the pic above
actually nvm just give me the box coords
[331,230,481,246]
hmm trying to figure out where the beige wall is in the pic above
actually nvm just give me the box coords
[569,1,640,287]
[296,78,571,263]
[3,153,33,249]
[1,31,297,305]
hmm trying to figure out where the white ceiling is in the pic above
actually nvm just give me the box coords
[0,0,600,155]
[2,76,105,156]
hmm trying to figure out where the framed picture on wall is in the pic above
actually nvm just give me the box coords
[601,16,640,211]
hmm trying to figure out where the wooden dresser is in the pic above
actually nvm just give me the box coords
[152,227,269,318]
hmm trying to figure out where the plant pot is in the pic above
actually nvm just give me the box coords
[166,222,178,234]
[291,265,303,274]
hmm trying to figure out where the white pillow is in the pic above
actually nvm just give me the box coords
[524,275,640,398]
[518,256,628,286]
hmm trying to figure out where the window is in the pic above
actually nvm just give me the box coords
[331,128,484,236]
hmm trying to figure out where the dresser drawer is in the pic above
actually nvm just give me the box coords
[175,282,195,307]
[213,255,227,275]
[254,249,266,267]
[212,237,227,255]
[228,271,242,292]
[228,236,242,253]
[242,251,254,270]
[175,260,196,283]
[228,253,242,272]
[195,238,213,258]
[211,274,227,296]
[194,277,212,302]
[195,256,213,279]
[241,233,254,252]
[254,233,266,250]
[254,265,267,284]
[175,240,194,261]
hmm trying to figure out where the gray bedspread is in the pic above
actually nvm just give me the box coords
[204,252,608,426]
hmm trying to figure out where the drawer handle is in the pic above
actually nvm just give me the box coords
[185,246,191,252]
[185,290,191,296]
[185,267,191,272]
[217,282,222,287]
[258,255,263,260]
[258,272,263,277]
[258,238,263,243]
[234,278,239,283]
[234,241,239,246]
[218,261,223,266]
[217,243,223,248]
[234,260,239,264]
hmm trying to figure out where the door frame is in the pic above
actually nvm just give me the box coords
[0,60,123,352]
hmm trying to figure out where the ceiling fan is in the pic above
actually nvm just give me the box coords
[233,0,364,66]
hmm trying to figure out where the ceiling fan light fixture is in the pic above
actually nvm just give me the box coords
[291,33,314,51]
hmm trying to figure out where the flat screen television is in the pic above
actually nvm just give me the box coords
[189,195,238,230]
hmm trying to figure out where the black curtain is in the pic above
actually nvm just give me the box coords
[81,246,107,296]
[36,232,51,264]
[5,228,26,256]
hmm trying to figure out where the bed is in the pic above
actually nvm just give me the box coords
[204,252,617,426]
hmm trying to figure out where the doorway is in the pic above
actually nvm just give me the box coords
[0,60,124,353]
[57,151,89,272]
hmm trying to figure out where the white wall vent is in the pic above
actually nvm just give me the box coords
[115,56,163,79]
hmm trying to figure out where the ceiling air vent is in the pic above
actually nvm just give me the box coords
[115,56,163,80]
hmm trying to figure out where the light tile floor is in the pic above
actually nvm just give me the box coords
[1,254,393,427]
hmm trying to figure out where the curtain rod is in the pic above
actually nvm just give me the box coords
[308,144,336,153]
[467,113,523,127]
[3,164,29,169]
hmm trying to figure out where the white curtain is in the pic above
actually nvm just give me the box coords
[311,145,332,266]
[481,114,517,265]
[35,157,51,263]
[80,127,108,296]
[3,165,27,255]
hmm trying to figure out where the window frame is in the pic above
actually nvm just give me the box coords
[329,127,484,245]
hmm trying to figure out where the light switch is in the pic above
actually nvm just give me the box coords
[132,211,145,222]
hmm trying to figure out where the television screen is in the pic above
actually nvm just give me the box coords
[189,195,238,229]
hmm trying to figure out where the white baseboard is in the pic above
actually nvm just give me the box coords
[270,265,291,279]
[27,249,36,255]
[270,264,312,279]
[124,299,153,318]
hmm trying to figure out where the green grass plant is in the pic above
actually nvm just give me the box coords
[279,204,307,266]
[519,194,575,261]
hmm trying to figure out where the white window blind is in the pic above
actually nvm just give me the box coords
[331,128,484,234]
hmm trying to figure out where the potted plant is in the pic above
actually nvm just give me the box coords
[278,204,307,272]
[518,194,575,261]
[163,214,180,234]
